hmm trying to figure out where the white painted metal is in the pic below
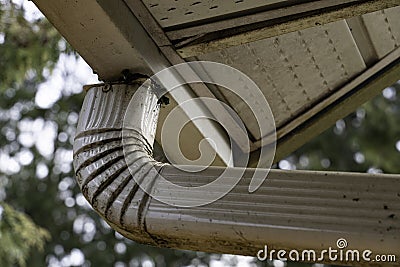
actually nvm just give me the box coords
[33,0,237,167]
[361,6,400,59]
[142,0,292,28]
[31,0,400,264]
[175,1,400,58]
[346,17,380,66]
[32,0,400,163]
[124,0,256,156]
[74,83,400,265]
[273,47,400,161]
[29,0,152,80]
[166,0,400,42]
[196,20,366,137]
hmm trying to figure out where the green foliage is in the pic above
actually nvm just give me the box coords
[0,0,399,266]
[0,1,216,266]
[0,0,71,93]
[292,83,400,174]
[0,202,50,267]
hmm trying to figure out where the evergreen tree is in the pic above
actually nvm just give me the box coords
[0,0,398,266]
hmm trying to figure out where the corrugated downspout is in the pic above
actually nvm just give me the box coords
[73,82,400,265]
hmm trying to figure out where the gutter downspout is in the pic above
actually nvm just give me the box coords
[73,82,400,264]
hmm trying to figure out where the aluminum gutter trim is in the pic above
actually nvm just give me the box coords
[73,83,400,266]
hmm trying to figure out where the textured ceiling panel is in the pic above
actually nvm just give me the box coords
[142,0,293,28]
[196,20,366,140]
[361,6,400,59]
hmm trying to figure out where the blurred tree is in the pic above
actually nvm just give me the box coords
[0,202,50,267]
[0,0,398,267]
[0,1,220,266]
[0,0,62,93]
[288,83,400,174]
[0,0,60,266]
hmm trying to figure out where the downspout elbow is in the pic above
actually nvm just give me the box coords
[72,81,400,259]
[73,82,162,244]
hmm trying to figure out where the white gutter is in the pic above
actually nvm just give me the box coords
[73,82,400,266]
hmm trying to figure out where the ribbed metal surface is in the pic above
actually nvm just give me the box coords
[147,167,400,257]
[152,167,400,227]
[196,20,366,138]
[73,83,161,244]
[74,84,400,264]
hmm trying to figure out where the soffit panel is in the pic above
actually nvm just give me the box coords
[142,0,295,28]
[196,20,366,140]
[361,6,400,59]
[33,0,400,163]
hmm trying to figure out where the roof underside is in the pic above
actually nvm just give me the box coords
[32,0,400,167]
